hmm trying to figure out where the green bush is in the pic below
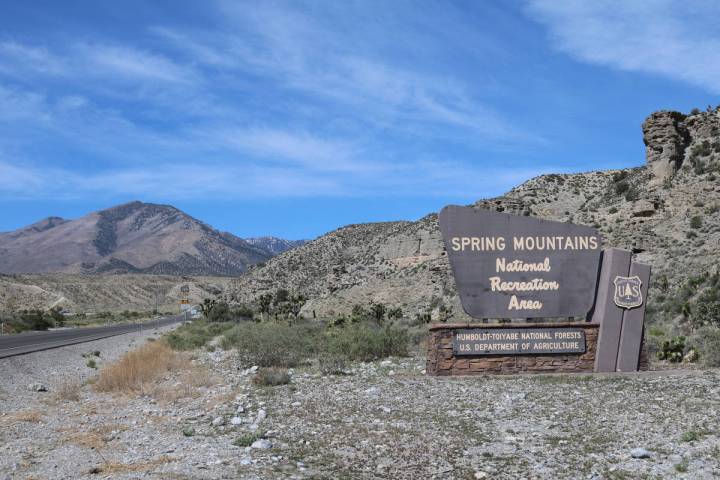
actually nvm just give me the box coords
[164,320,234,350]
[233,433,262,447]
[615,181,629,195]
[252,367,291,386]
[325,323,409,362]
[222,318,411,368]
[690,216,703,229]
[693,300,720,328]
[221,321,321,367]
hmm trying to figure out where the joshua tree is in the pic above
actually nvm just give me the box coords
[288,294,307,321]
[370,303,386,323]
[258,293,273,320]
[199,298,217,318]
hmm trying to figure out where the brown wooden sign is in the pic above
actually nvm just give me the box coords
[453,327,586,356]
[438,206,602,319]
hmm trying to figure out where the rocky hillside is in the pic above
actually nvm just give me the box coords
[0,202,271,276]
[245,237,307,256]
[225,107,720,323]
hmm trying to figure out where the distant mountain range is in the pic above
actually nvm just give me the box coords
[0,201,304,276]
[245,237,307,256]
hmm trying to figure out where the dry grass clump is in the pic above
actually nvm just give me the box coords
[54,381,82,402]
[150,367,218,404]
[94,341,187,394]
[8,410,43,423]
[252,367,291,386]
[89,455,173,475]
[63,424,129,450]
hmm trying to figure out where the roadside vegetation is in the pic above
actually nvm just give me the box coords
[0,307,65,333]
[0,308,173,333]
[186,290,419,371]
[647,269,720,367]
[94,341,187,394]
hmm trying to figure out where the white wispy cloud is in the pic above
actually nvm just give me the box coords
[526,0,720,93]
[205,128,377,172]
[0,155,534,202]
[0,40,198,87]
[153,2,531,143]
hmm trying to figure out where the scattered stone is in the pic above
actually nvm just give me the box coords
[212,416,225,427]
[630,448,651,459]
[251,439,273,450]
[230,417,242,425]
[27,382,47,392]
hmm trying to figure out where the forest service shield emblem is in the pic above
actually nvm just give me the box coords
[613,275,643,309]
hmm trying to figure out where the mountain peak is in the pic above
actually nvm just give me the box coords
[0,202,270,275]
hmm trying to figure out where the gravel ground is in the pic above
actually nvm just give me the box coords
[1,334,719,479]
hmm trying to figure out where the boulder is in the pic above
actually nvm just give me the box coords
[632,200,656,217]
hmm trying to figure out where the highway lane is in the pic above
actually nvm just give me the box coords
[0,315,187,359]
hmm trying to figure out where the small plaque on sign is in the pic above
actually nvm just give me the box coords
[453,327,586,356]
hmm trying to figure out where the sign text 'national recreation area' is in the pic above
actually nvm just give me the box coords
[439,206,602,319]
[453,327,586,355]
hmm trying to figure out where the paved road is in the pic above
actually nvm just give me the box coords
[0,315,187,359]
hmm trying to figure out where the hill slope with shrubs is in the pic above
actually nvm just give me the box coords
[225,107,720,339]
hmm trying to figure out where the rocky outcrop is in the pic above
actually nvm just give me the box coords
[642,111,690,183]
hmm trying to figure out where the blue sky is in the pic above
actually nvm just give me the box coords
[0,1,718,240]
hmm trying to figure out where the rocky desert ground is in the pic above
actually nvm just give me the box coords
[1,324,718,480]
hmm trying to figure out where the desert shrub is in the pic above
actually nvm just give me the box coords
[164,320,233,351]
[350,304,371,323]
[233,433,262,447]
[221,321,321,367]
[55,382,81,402]
[252,367,291,386]
[657,336,685,363]
[19,310,53,331]
[274,289,290,304]
[612,171,628,182]
[692,327,720,367]
[692,299,720,328]
[608,206,618,214]
[615,181,629,196]
[624,185,640,201]
[325,323,409,362]
[318,354,348,375]
[387,307,403,320]
[690,215,703,229]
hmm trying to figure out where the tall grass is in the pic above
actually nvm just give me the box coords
[94,341,186,393]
